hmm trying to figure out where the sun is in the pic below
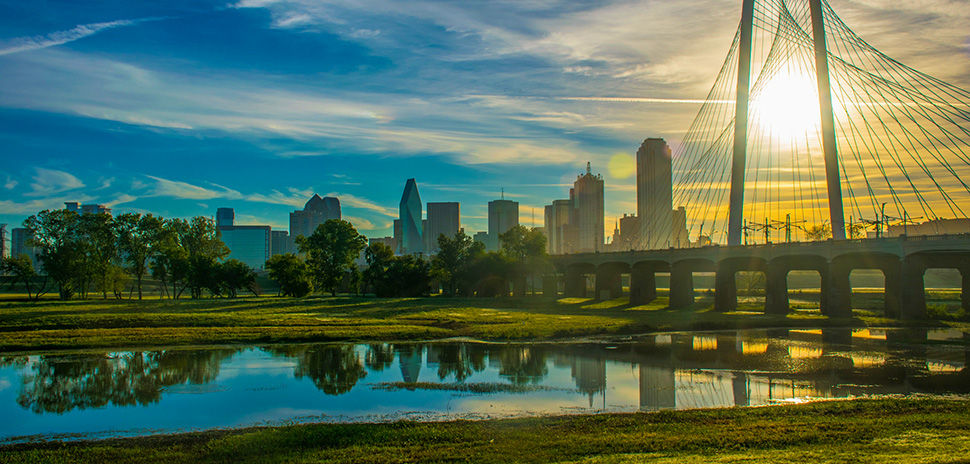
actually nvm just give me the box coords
[752,68,822,140]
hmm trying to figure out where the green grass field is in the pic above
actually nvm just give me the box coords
[0,292,966,351]
[2,398,968,463]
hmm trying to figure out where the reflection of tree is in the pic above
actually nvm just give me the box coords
[17,350,237,414]
[365,344,395,372]
[292,346,367,395]
[498,346,549,384]
[432,344,487,382]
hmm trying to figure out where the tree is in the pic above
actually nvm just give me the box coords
[363,242,395,296]
[266,253,314,297]
[78,212,119,300]
[297,219,367,296]
[382,254,432,297]
[0,255,50,300]
[153,218,191,299]
[23,209,87,299]
[499,225,549,296]
[182,216,230,299]
[116,213,164,300]
[804,223,832,241]
[431,231,484,297]
[218,259,257,298]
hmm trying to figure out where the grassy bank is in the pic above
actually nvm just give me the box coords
[0,293,965,351]
[1,398,968,463]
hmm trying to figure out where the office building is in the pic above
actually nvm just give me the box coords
[217,207,235,229]
[544,199,572,254]
[270,230,289,257]
[571,162,604,253]
[399,179,424,254]
[487,197,518,252]
[65,202,111,215]
[216,208,272,271]
[671,206,689,248]
[425,202,460,253]
[637,138,673,249]
[289,195,341,252]
[10,228,41,270]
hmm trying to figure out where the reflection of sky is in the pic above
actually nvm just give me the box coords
[0,331,968,443]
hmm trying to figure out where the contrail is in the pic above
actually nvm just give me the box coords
[0,17,165,56]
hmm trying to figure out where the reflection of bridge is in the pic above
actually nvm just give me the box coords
[546,0,970,317]
[549,234,970,319]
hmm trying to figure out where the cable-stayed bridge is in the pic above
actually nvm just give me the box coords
[550,0,970,318]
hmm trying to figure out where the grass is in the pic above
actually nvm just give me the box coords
[1,398,968,463]
[1,292,965,351]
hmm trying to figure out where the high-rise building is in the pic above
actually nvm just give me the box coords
[571,162,604,253]
[289,194,341,253]
[215,208,272,270]
[399,179,424,254]
[637,138,673,250]
[271,230,289,257]
[487,197,518,251]
[671,206,689,248]
[425,202,460,253]
[0,224,7,259]
[65,202,111,215]
[10,228,40,270]
[544,199,572,254]
[216,207,235,228]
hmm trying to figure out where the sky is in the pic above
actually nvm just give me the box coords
[1,0,968,239]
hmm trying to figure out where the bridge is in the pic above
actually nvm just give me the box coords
[548,0,970,319]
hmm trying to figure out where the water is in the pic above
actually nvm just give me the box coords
[1,328,967,443]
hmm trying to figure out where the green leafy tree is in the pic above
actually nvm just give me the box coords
[153,218,190,299]
[23,209,87,299]
[363,242,395,296]
[78,212,120,300]
[266,253,314,297]
[467,252,513,297]
[297,219,367,296]
[431,231,485,297]
[183,217,229,299]
[382,254,432,297]
[217,259,257,298]
[0,255,50,300]
[116,213,164,300]
[499,225,549,296]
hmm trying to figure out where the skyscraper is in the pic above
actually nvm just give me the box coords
[637,138,673,250]
[399,178,424,254]
[216,207,271,270]
[487,197,518,251]
[10,228,40,270]
[425,202,460,253]
[289,194,341,252]
[571,162,604,253]
[544,199,572,254]
[216,207,235,228]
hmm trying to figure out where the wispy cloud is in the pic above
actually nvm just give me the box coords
[146,175,242,201]
[27,167,85,197]
[0,18,163,56]
[327,192,398,217]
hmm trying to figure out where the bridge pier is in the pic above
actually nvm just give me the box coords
[564,265,589,298]
[542,273,559,298]
[631,262,667,305]
[595,264,625,301]
[825,260,852,318]
[669,262,695,309]
[764,262,789,315]
[713,266,737,312]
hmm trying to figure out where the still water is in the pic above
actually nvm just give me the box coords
[1,328,967,443]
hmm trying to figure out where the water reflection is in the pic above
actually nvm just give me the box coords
[1,328,968,441]
[17,350,237,414]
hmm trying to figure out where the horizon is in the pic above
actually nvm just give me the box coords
[2,0,969,240]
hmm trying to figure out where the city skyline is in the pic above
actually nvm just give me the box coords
[1,0,969,240]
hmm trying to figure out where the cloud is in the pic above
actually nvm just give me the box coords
[3,175,16,190]
[341,215,377,230]
[0,18,162,56]
[27,167,85,197]
[327,192,398,217]
[146,175,242,201]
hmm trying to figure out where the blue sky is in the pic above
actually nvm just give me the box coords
[1,0,968,238]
